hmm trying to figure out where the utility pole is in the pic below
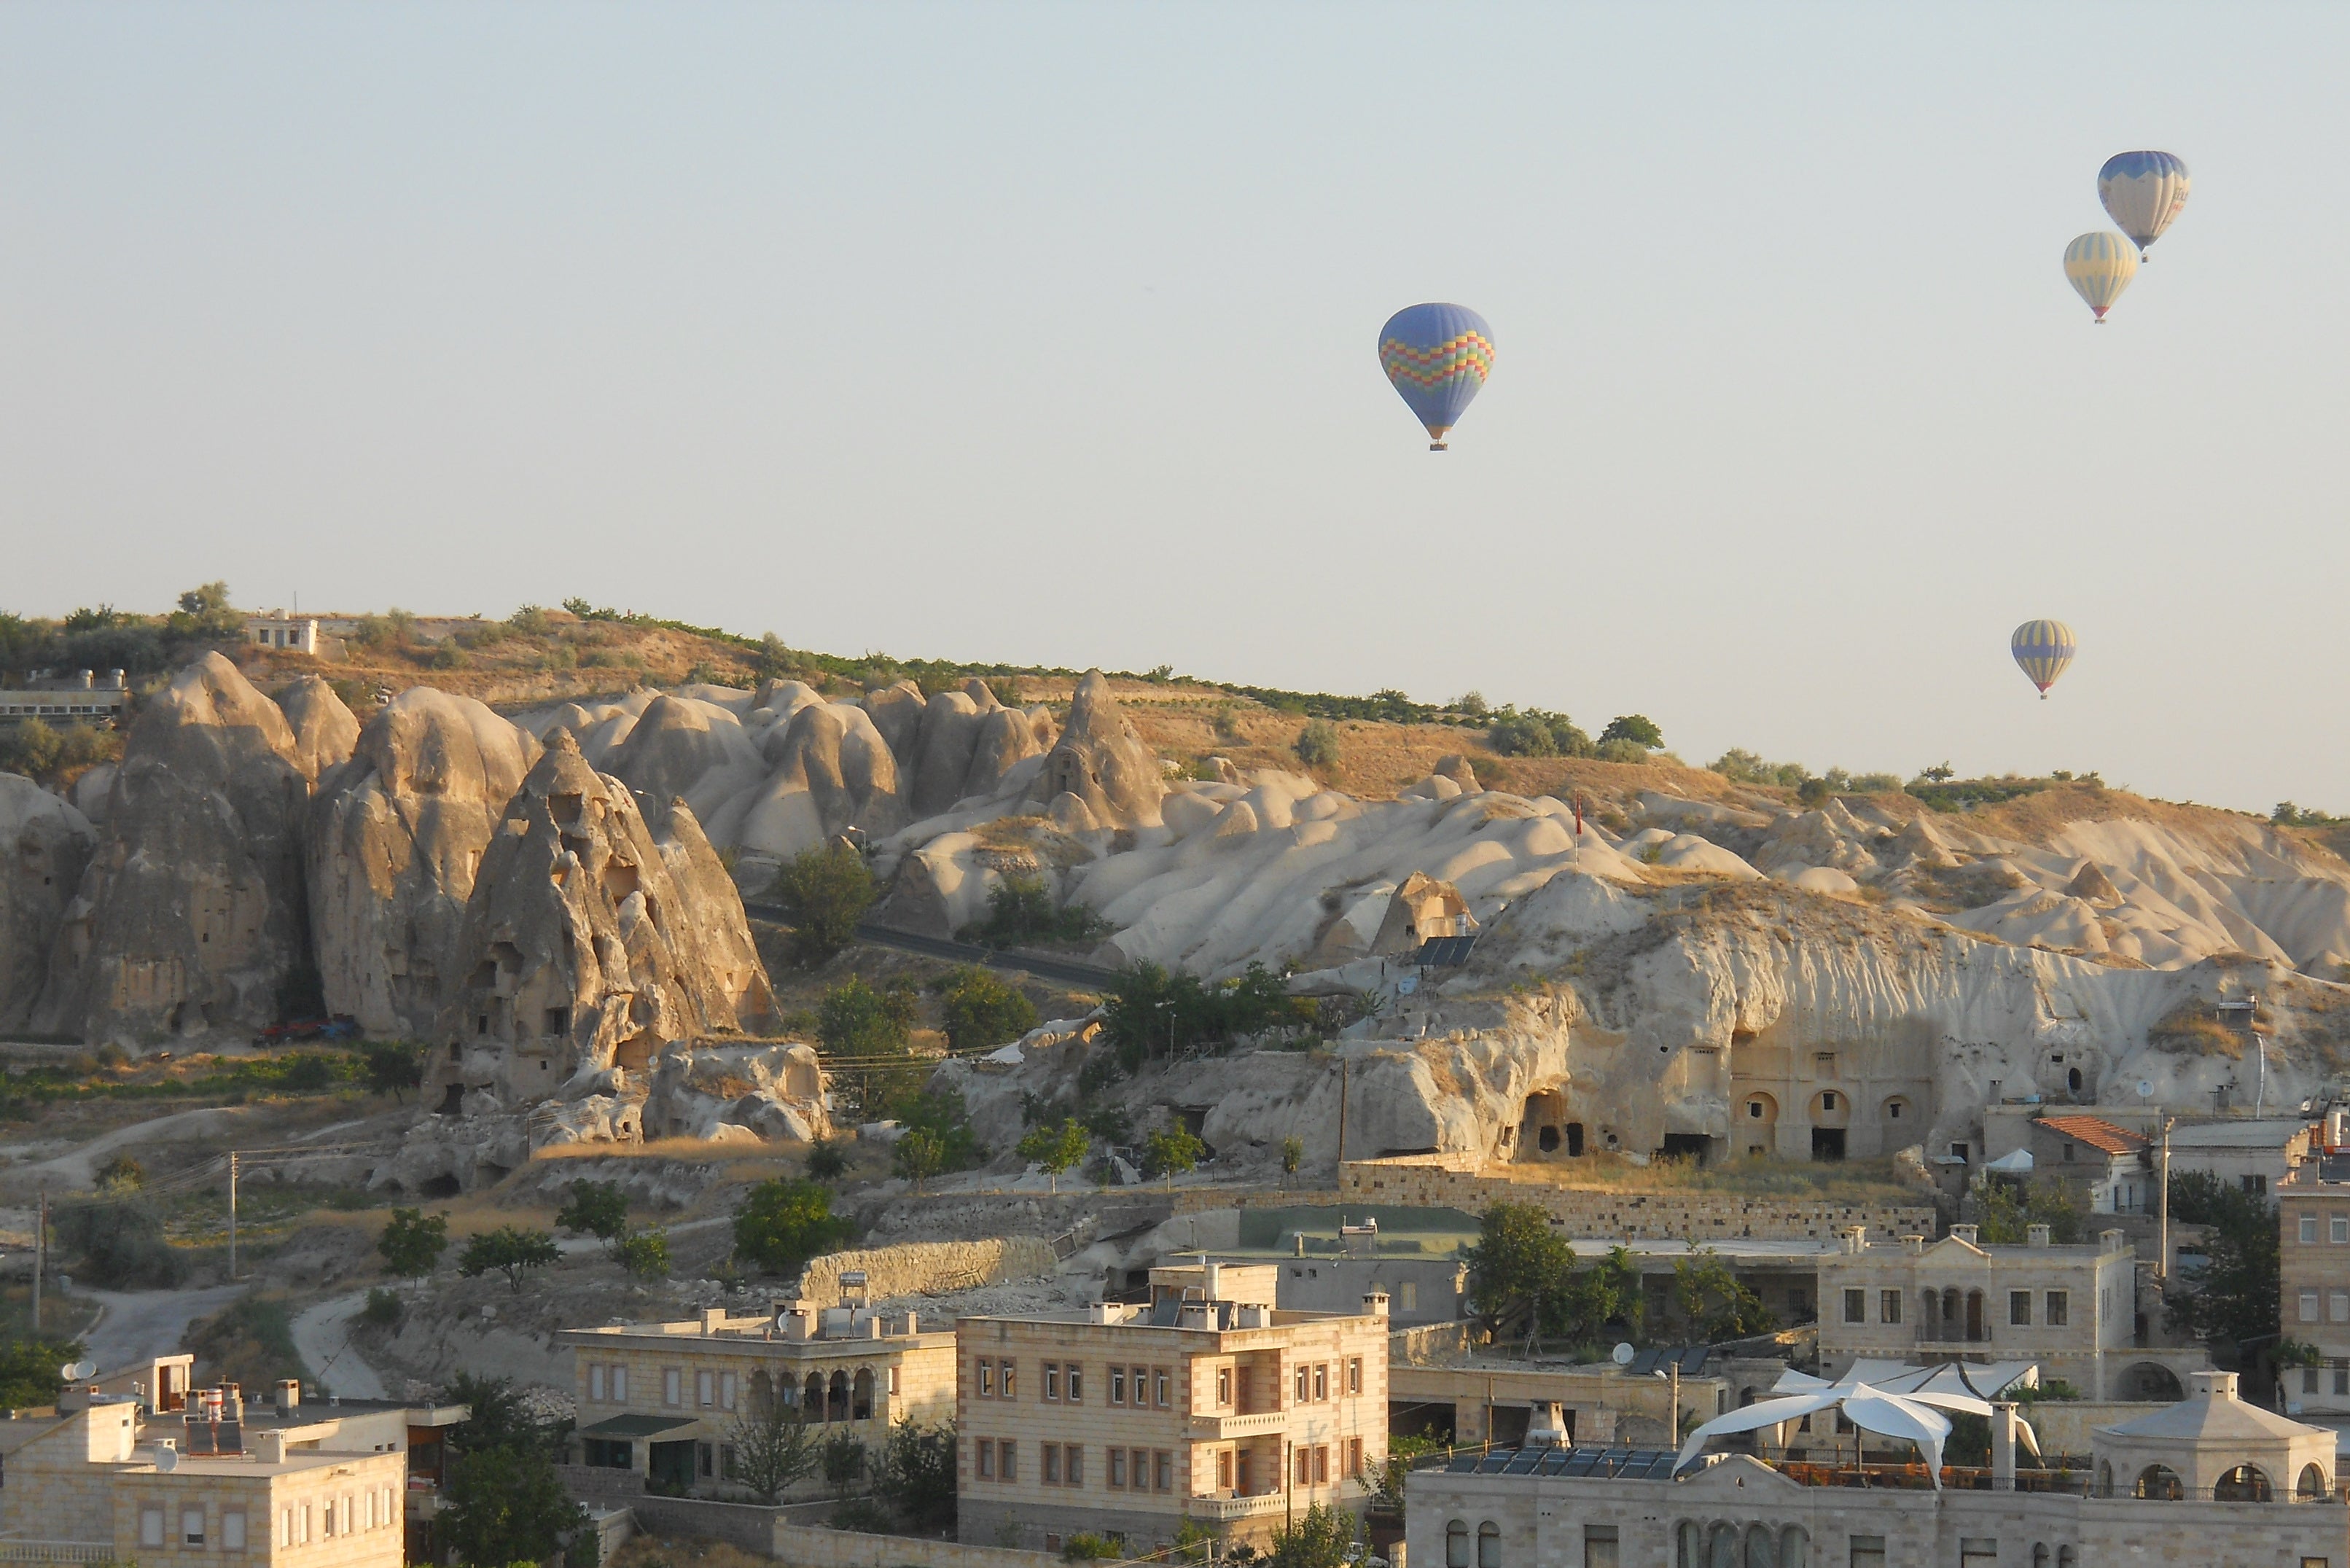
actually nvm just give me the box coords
[228,1151,241,1282]
[32,1185,45,1334]
[2156,1114,2172,1279]
[1335,1058,1350,1174]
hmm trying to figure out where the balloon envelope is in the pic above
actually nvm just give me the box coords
[2064,233,2137,321]
[2013,620,2078,698]
[2099,151,2190,252]
[1378,303,1495,448]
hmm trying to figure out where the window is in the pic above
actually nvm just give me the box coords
[590,1365,607,1402]
[722,1372,737,1411]
[1348,1357,1363,1394]
[1296,1447,1311,1485]
[1850,1538,1886,1568]
[2010,1290,2032,1326]
[224,1510,246,1551]
[2333,1291,2349,1325]
[2333,1214,2348,1244]
[1822,1091,1838,1112]
[1214,1368,1229,1405]
[1402,1280,1420,1311]
[1000,1441,1017,1481]
[979,1359,996,1397]
[2303,1216,2321,1244]
[1132,1448,1149,1494]
[1960,1542,1999,1567]
[612,1366,627,1401]
[1584,1524,1619,1568]
[1217,1451,1233,1489]
[2045,1291,2069,1327]
[1155,1450,1172,1491]
[977,1440,995,1479]
[1313,1364,1328,1401]
[1313,1445,1329,1483]
[1881,1290,1902,1324]
[1109,1448,1125,1487]
[1068,1366,1084,1403]
[698,1370,714,1407]
[1045,1363,1062,1402]
[1447,1522,1470,1568]
[1348,1437,1364,1476]
[719,1445,738,1481]
[1477,1521,1501,1568]
[1296,1365,1310,1403]
[2304,1290,2322,1322]
[2335,1362,2349,1397]
[664,1368,682,1406]
[141,1508,165,1549]
[1112,1367,1127,1405]
[2245,1175,2269,1197]
[1043,1443,1062,1484]
[1155,1368,1170,1408]
[1843,1288,1866,1325]
[1066,1445,1084,1486]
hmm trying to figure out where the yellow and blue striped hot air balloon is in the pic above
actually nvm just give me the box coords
[2099,151,2190,257]
[1378,303,1495,450]
[2064,233,2137,323]
[2012,620,2077,700]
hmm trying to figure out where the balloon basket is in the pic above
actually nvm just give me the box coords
[1428,442,1448,452]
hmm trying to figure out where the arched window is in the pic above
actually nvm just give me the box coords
[1445,1521,1469,1568]
[805,1373,824,1418]
[1476,1521,1501,1568]
[2214,1464,2273,1502]
[2096,1462,2113,1497]
[1743,1523,1777,1568]
[2032,1547,2050,1568]
[827,1370,849,1421]
[853,1368,875,1421]
[1707,1524,1738,1568]
[2135,1464,2183,1501]
[2300,1462,2330,1500]
[1778,1526,1808,1568]
[1676,1524,1702,1568]
[2056,1551,2076,1568]
[1966,1289,1986,1341]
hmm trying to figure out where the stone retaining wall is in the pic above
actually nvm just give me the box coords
[796,1237,1057,1305]
[1340,1157,1935,1241]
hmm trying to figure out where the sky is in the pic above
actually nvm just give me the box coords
[4,4,2346,814]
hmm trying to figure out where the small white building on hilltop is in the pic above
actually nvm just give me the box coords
[244,612,321,655]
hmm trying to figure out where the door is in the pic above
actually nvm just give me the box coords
[649,1440,696,1491]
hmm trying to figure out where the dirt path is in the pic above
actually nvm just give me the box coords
[19,1105,257,1188]
[79,1283,247,1373]
[291,1290,389,1400]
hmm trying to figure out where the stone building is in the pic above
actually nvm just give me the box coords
[244,614,322,655]
[955,1262,1390,1553]
[2022,1114,2155,1215]
[1406,1372,2344,1568]
[558,1304,955,1495]
[2281,1162,2350,1416]
[0,1400,411,1568]
[1814,1225,2201,1400]
[1727,1037,1935,1164]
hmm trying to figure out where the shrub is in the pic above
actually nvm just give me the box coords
[1142,1126,1204,1181]
[733,1179,849,1274]
[959,873,1109,950]
[361,1287,404,1327]
[507,605,553,635]
[378,1207,448,1276]
[818,975,916,1056]
[1063,1534,1123,1562]
[937,967,1039,1053]
[1486,706,1590,758]
[1709,749,1810,788]
[893,1128,948,1190]
[0,1337,84,1408]
[95,1154,145,1192]
[555,1179,631,1243]
[805,1139,849,1182]
[1595,738,1650,765]
[1295,719,1342,768]
[875,1419,959,1533]
[614,1228,669,1280]
[772,842,877,964]
[55,1197,184,1287]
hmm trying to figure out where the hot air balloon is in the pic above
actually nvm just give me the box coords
[2012,620,2077,700]
[2064,233,2137,322]
[2099,151,2190,256]
[1378,303,1494,450]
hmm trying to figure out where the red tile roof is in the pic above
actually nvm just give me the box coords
[2037,1115,2148,1156]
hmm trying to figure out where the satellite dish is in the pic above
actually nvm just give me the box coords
[2137,1080,2154,1101]
[155,1446,180,1472]
[61,1360,94,1381]
[1612,1342,1636,1368]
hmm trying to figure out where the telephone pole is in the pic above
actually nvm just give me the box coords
[227,1152,241,1282]
[31,1185,45,1334]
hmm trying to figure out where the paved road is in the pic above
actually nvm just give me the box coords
[23,1105,254,1187]
[290,1290,389,1400]
[79,1284,248,1373]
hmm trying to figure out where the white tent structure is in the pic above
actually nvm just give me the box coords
[1985,1147,2036,1173]
[1674,1361,2042,1487]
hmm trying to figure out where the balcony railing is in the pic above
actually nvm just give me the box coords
[0,1541,116,1564]
[1187,1409,1289,1439]
[1186,1491,1299,1521]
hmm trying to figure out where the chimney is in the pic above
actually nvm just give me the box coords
[1362,1290,1391,1320]
[254,1429,288,1464]
[1204,1261,1223,1301]
[2101,1228,2125,1255]
[1989,1402,2018,1490]
[1948,1224,1980,1245]
[274,1380,301,1416]
[2026,1224,2052,1248]
[1843,1225,1868,1255]
[701,1308,727,1334]
[2191,1370,2239,1403]
[75,669,93,689]
[1902,1234,1925,1255]
[106,669,125,690]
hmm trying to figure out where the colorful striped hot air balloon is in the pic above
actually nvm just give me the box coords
[2064,233,2137,322]
[1378,303,1494,450]
[2012,620,2078,700]
[2099,150,2190,256]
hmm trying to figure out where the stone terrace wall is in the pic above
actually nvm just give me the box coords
[796,1237,1057,1305]
[1341,1156,1937,1241]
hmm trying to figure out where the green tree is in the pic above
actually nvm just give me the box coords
[1970,1174,2088,1244]
[1295,719,1342,768]
[1142,1126,1204,1183]
[875,1419,958,1532]
[1281,1136,1304,1186]
[773,841,878,965]
[555,1180,631,1244]
[177,581,233,615]
[1598,714,1664,749]
[894,1128,948,1191]
[1464,1201,1577,1343]
[1671,1250,1776,1341]
[818,975,917,1056]
[2163,1169,2280,1362]
[937,967,1039,1053]
[440,1372,569,1460]
[821,1429,867,1498]
[95,1154,145,1193]
[5,717,63,779]
[378,1207,450,1278]
[0,1337,84,1408]
[458,1226,561,1292]
[362,1041,423,1101]
[1016,1120,1090,1193]
[614,1229,669,1280]
[1062,1535,1123,1562]
[1266,1502,1357,1568]
[733,1179,849,1274]
[54,1196,184,1287]
[726,1391,819,1504]
[806,1139,850,1182]
[440,1443,588,1568]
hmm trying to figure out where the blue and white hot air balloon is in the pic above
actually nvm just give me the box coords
[2012,620,2078,700]
[1377,303,1494,450]
[2064,233,2138,322]
[2099,151,2190,257]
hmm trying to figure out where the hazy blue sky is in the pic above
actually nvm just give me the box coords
[5,4,2346,813]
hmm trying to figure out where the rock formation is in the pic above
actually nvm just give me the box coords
[1023,671,1163,827]
[274,676,361,781]
[0,775,95,1030]
[642,1041,827,1143]
[307,688,542,1037]
[35,654,311,1045]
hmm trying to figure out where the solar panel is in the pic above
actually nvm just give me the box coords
[1413,935,1477,967]
[1563,1450,1601,1475]
[1503,1450,1542,1474]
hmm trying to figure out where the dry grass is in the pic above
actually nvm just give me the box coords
[1494,1151,1926,1206]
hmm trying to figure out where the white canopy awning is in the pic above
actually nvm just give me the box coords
[1681,1362,2046,1485]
